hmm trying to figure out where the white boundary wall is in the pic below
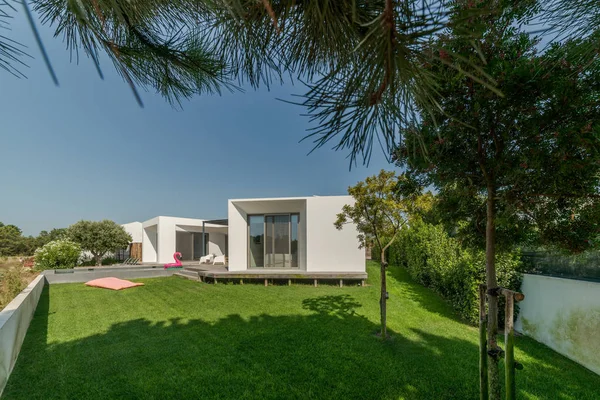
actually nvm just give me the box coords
[0,275,45,396]
[515,274,600,375]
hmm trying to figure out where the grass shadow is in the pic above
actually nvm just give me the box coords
[7,292,480,399]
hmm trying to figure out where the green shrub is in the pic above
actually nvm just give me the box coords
[34,240,81,270]
[78,256,120,267]
[101,257,119,266]
[388,221,523,325]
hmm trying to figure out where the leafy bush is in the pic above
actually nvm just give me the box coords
[78,256,120,267]
[34,240,81,270]
[101,257,119,266]
[386,221,523,325]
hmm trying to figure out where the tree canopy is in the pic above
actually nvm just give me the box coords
[0,224,25,256]
[392,5,600,398]
[335,169,418,338]
[67,220,132,266]
[395,24,600,253]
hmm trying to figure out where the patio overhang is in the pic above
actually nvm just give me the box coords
[230,198,306,215]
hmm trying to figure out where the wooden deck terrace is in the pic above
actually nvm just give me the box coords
[175,265,367,287]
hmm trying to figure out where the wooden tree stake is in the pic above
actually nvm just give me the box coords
[479,284,488,400]
[503,289,525,400]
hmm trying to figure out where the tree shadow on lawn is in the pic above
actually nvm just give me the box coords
[6,289,600,400]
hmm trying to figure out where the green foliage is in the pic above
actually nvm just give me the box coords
[100,257,119,266]
[336,169,417,338]
[78,256,120,267]
[35,228,67,248]
[0,223,67,257]
[67,220,132,266]
[389,220,523,325]
[522,249,600,281]
[0,224,24,256]
[34,240,81,270]
[335,170,415,260]
[395,11,600,253]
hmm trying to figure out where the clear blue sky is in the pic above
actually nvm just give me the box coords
[0,10,393,236]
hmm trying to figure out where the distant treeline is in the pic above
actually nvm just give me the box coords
[0,222,66,257]
[521,250,600,281]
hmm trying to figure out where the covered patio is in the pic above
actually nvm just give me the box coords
[141,217,228,264]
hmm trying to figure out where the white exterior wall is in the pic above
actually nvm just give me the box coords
[207,232,227,256]
[305,196,364,272]
[515,274,600,375]
[142,225,158,262]
[227,196,364,273]
[121,222,143,243]
[156,217,177,264]
[228,202,248,272]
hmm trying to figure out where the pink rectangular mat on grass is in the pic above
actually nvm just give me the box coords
[85,277,144,290]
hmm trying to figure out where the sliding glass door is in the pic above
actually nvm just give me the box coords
[265,215,291,268]
[248,214,299,268]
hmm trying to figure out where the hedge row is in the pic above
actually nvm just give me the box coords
[376,221,523,325]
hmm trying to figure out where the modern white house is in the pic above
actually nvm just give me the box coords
[121,221,143,243]
[122,195,365,274]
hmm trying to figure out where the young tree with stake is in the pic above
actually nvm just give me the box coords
[394,6,600,398]
[335,170,417,338]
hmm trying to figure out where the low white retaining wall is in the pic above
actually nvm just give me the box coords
[0,275,45,396]
[515,274,600,375]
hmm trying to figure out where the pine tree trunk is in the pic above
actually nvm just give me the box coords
[486,185,500,400]
[380,249,387,339]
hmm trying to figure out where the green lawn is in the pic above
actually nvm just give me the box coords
[5,262,600,399]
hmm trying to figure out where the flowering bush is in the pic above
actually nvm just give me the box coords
[34,240,81,270]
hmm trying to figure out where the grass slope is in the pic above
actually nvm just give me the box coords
[5,262,600,399]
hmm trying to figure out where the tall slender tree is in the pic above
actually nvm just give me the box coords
[393,5,600,398]
[335,170,417,338]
